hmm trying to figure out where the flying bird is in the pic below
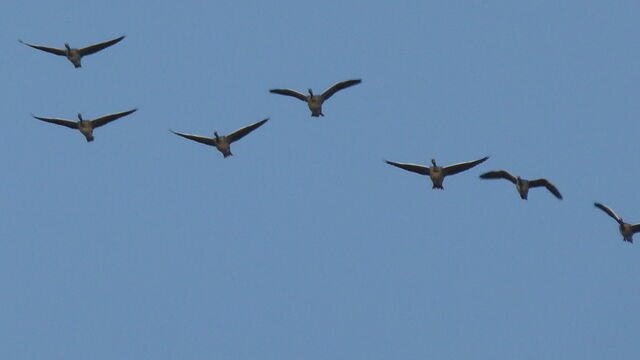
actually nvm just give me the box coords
[32,109,137,142]
[385,156,489,189]
[269,79,361,117]
[19,35,125,68]
[479,170,562,200]
[594,202,640,243]
[171,118,269,158]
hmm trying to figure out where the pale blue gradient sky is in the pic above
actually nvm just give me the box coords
[2,1,640,359]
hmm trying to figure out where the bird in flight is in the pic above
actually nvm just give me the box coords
[269,79,361,117]
[32,108,137,142]
[171,118,269,158]
[479,170,562,200]
[19,35,125,68]
[594,202,640,243]
[385,156,489,189]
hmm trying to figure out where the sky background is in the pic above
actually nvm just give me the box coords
[2,1,640,359]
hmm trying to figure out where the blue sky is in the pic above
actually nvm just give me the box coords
[2,1,640,359]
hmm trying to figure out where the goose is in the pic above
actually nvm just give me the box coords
[594,202,640,243]
[171,118,269,158]
[19,35,125,68]
[32,108,137,142]
[479,170,562,200]
[385,156,489,189]
[269,79,361,117]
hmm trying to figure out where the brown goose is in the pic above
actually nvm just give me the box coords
[385,156,489,189]
[269,79,361,117]
[32,109,137,142]
[171,118,269,158]
[594,202,640,243]
[479,170,562,200]
[19,35,125,68]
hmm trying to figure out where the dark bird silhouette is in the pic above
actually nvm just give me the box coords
[19,35,125,68]
[269,79,361,117]
[385,156,489,189]
[171,118,269,158]
[479,170,562,200]
[32,108,137,142]
[594,202,640,243]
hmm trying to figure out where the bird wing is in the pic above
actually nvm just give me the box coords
[385,160,430,175]
[32,115,78,129]
[320,79,362,101]
[631,224,640,234]
[529,178,563,199]
[19,40,66,56]
[443,156,489,176]
[90,108,137,128]
[268,88,308,102]
[171,130,217,147]
[226,118,269,143]
[78,35,125,56]
[594,202,624,225]
[479,170,517,184]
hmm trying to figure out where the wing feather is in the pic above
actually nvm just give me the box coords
[78,35,125,56]
[529,178,562,199]
[443,156,489,176]
[90,108,137,128]
[479,170,517,184]
[19,40,66,56]
[171,130,217,147]
[269,89,308,102]
[32,115,78,129]
[594,202,624,225]
[320,79,362,101]
[226,118,269,143]
[385,160,430,176]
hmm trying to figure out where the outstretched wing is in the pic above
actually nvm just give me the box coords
[479,170,517,184]
[385,160,430,176]
[320,79,362,101]
[594,202,624,225]
[226,118,269,143]
[19,40,66,56]
[78,35,125,56]
[90,108,137,128]
[32,115,78,129]
[443,156,489,176]
[171,130,217,147]
[529,178,562,199]
[269,88,308,102]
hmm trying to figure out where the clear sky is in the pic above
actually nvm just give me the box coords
[2,1,639,359]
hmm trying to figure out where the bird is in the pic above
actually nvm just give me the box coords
[593,202,640,243]
[32,109,137,142]
[19,35,125,68]
[269,79,361,117]
[385,156,489,189]
[479,170,562,200]
[170,118,269,158]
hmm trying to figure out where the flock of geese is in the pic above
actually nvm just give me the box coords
[19,35,640,244]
